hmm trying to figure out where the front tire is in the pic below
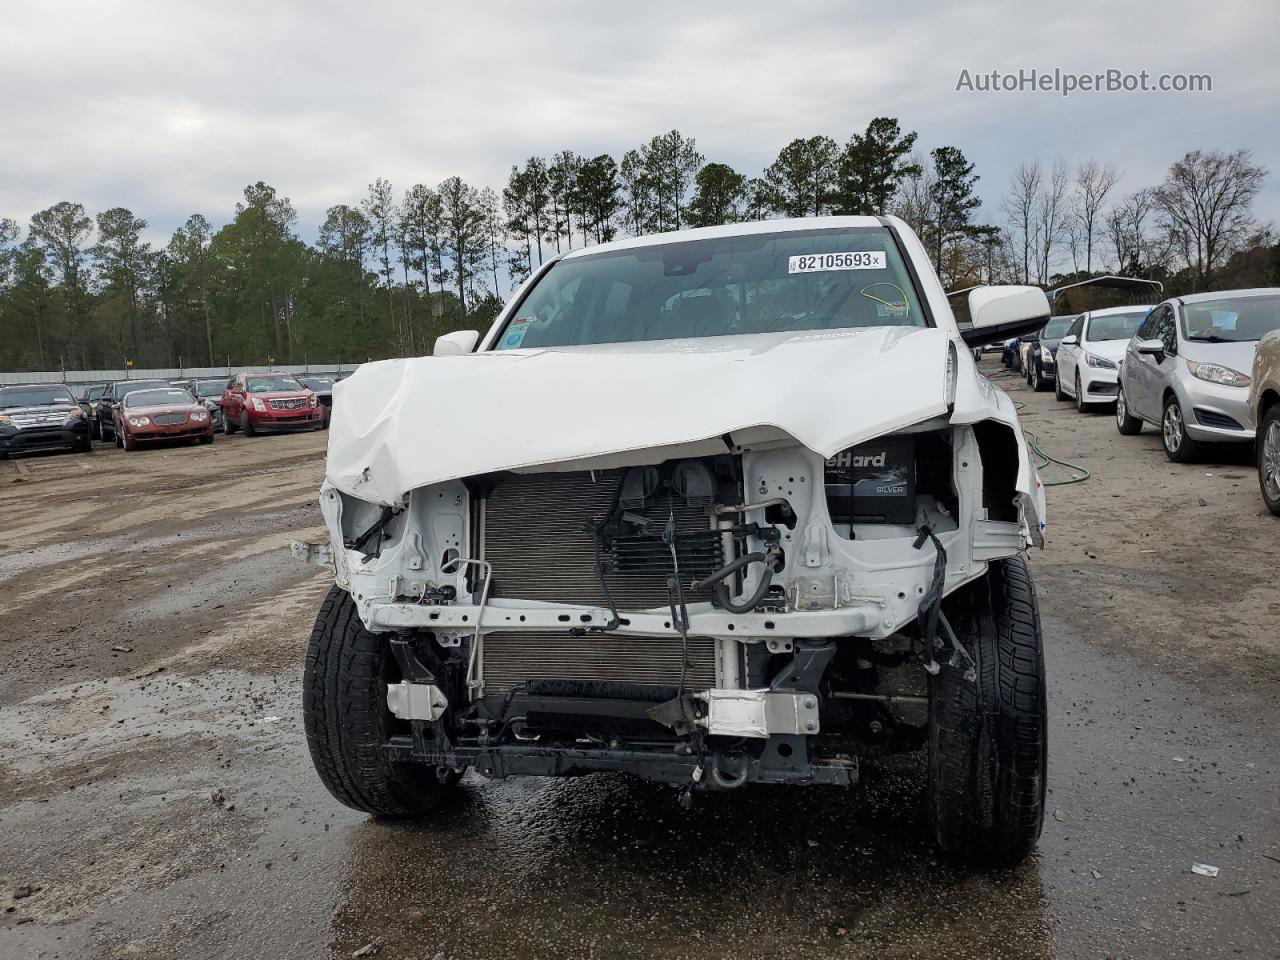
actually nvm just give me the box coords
[303,586,461,816]
[1257,405,1280,516]
[1074,373,1090,412]
[1115,384,1143,435]
[1054,369,1067,402]
[1161,395,1200,463]
[122,430,137,452]
[927,555,1047,866]
[241,412,256,437]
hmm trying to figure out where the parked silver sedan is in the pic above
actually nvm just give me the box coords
[1115,289,1280,462]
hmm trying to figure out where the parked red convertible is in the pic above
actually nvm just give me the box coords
[114,387,215,451]
[222,372,324,435]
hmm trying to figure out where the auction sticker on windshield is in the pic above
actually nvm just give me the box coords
[788,251,886,273]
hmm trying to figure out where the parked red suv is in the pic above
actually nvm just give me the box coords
[222,372,324,436]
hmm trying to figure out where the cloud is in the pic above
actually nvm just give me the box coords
[2,0,1276,248]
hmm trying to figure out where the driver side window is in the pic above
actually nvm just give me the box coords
[1156,308,1177,355]
[1067,316,1084,341]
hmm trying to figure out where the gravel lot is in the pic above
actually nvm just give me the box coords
[1,361,1277,960]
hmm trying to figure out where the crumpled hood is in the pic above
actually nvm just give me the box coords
[327,326,952,505]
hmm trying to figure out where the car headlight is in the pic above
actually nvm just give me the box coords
[128,416,150,427]
[251,397,267,412]
[191,410,208,422]
[1085,353,1117,370]
[0,414,12,426]
[309,394,318,407]
[1186,360,1250,387]
[1040,346,1053,362]
[66,407,83,420]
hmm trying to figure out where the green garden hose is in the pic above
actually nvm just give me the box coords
[1023,429,1091,486]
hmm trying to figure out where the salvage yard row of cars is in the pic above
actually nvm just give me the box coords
[1003,287,1280,514]
[0,371,335,458]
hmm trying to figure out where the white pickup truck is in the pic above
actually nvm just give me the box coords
[301,216,1052,864]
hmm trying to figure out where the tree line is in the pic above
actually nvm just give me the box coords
[0,119,1273,372]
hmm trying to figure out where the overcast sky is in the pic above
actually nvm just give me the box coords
[3,0,1278,250]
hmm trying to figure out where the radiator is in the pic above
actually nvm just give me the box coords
[479,469,722,695]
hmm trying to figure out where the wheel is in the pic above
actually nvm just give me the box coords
[1161,395,1201,463]
[928,554,1047,865]
[94,418,104,441]
[114,426,122,448]
[76,434,93,453]
[1029,362,1042,392]
[1074,373,1089,412]
[199,433,214,445]
[122,430,137,452]
[1115,384,1143,435]
[303,585,461,816]
[1257,405,1280,516]
[241,412,256,437]
[224,413,237,435]
[1054,369,1067,402]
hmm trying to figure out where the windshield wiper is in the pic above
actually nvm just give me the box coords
[1187,334,1235,343]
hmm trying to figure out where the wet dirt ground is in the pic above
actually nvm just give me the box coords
[1,361,1278,960]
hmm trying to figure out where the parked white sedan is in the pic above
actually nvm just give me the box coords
[1054,306,1153,411]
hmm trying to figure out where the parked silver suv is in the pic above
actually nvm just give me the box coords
[1115,289,1280,461]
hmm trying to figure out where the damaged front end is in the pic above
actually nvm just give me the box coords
[314,404,1040,789]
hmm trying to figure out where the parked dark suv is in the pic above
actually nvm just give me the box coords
[0,383,92,458]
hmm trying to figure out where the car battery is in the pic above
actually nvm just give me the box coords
[824,436,916,526]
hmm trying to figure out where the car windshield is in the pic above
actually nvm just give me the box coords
[493,227,928,350]
[299,378,332,390]
[0,385,77,408]
[118,381,170,397]
[83,385,105,401]
[1042,316,1074,339]
[1086,310,1148,342]
[1182,295,1280,342]
[247,375,303,393]
[195,380,224,397]
[125,388,194,408]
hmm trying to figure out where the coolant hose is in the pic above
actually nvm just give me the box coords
[693,552,775,614]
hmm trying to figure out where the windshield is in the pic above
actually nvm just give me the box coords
[118,381,170,397]
[247,375,303,393]
[299,378,332,390]
[1086,310,1148,342]
[493,227,928,350]
[83,385,105,401]
[1042,316,1075,339]
[125,388,195,408]
[1182,295,1280,342]
[0,385,77,408]
[195,380,224,397]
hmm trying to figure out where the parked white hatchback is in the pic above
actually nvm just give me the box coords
[1116,289,1280,461]
[1054,306,1153,411]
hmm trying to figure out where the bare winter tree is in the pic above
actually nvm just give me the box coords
[1073,159,1120,275]
[892,151,936,248]
[1033,159,1070,284]
[1153,149,1268,290]
[1001,161,1041,284]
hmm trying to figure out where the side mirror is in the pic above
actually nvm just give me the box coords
[1137,338,1165,358]
[961,286,1051,347]
[434,330,480,357]
[1061,335,1078,346]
